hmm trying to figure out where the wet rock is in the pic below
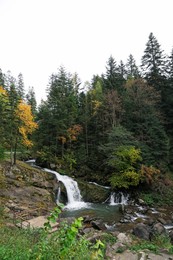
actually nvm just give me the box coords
[119,218,130,223]
[91,220,107,230]
[138,207,149,214]
[157,217,167,225]
[133,223,150,240]
[125,208,133,214]
[124,215,132,221]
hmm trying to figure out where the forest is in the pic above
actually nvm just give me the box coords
[0,32,173,191]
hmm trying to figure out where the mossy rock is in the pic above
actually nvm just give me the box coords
[78,181,110,203]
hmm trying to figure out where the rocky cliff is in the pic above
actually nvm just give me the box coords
[0,161,58,219]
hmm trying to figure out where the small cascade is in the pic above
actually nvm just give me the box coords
[109,192,129,205]
[44,168,88,209]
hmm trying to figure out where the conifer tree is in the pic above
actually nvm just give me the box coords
[26,86,37,115]
[126,54,140,79]
[17,73,25,99]
[141,32,166,90]
[103,56,124,93]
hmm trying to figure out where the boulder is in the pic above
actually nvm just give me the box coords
[151,222,167,237]
[117,232,132,245]
[78,181,110,203]
[91,220,107,231]
[133,223,150,240]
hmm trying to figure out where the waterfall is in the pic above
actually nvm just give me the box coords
[109,192,129,205]
[44,168,88,209]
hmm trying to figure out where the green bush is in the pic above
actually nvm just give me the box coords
[0,206,105,260]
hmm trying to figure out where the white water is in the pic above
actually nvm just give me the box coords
[109,192,129,205]
[44,168,88,210]
[89,181,111,189]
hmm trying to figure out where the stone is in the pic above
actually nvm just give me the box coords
[169,230,173,244]
[117,232,132,245]
[151,222,167,236]
[147,218,155,226]
[133,223,150,240]
[91,220,107,230]
[77,180,110,203]
[138,199,146,205]
[157,217,167,225]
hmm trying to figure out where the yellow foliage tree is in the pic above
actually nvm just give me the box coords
[0,85,7,96]
[15,100,38,147]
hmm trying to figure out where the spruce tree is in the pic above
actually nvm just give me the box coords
[17,73,25,99]
[26,86,37,116]
[126,54,140,79]
[103,56,124,93]
[141,32,166,91]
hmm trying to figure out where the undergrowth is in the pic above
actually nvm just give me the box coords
[0,205,105,260]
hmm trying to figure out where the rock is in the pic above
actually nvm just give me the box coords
[91,220,107,230]
[133,223,150,240]
[0,161,57,219]
[125,208,133,214]
[119,218,131,223]
[151,222,167,236]
[117,232,132,245]
[124,215,131,221]
[112,241,126,252]
[82,227,94,234]
[105,249,139,260]
[157,217,167,225]
[169,230,173,244]
[138,199,146,206]
[77,181,110,203]
[86,231,107,243]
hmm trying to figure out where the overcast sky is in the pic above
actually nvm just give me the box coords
[0,0,173,104]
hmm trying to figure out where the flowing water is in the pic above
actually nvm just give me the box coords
[43,168,127,224]
[26,161,126,223]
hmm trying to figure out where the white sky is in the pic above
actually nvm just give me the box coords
[0,0,173,104]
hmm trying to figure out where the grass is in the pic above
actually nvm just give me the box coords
[130,234,173,254]
[0,205,102,260]
[0,224,94,260]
